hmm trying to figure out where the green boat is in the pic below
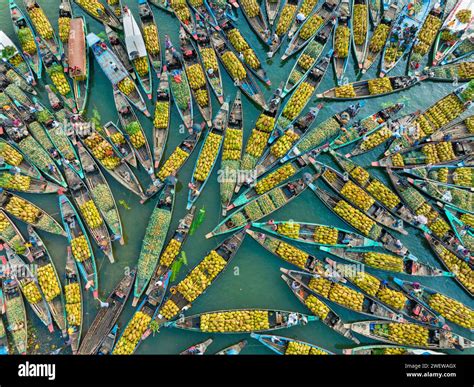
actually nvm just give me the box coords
[426,114,474,142]
[0,164,60,194]
[0,31,35,86]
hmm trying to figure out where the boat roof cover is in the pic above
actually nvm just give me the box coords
[68,19,86,77]
[0,31,17,52]
[123,9,147,60]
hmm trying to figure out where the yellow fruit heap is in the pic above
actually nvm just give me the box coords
[368,78,393,95]
[200,310,270,332]
[143,24,160,55]
[282,82,315,120]
[76,0,106,18]
[298,54,315,71]
[227,29,250,52]
[5,196,40,223]
[171,0,191,21]
[459,63,474,80]
[360,126,392,151]
[18,28,36,55]
[193,132,222,181]
[49,66,71,96]
[177,250,227,302]
[134,56,149,77]
[65,282,81,326]
[340,181,375,212]
[329,283,364,311]
[29,7,53,39]
[189,0,203,6]
[304,294,330,320]
[422,142,456,164]
[222,51,246,81]
[118,78,135,96]
[335,84,356,98]
[353,4,368,45]
[222,128,242,160]
[195,89,209,107]
[413,15,442,55]
[376,323,429,346]
[276,240,309,268]
[456,9,471,23]
[276,222,300,239]
[0,212,11,232]
[58,17,70,43]
[71,235,91,262]
[37,264,61,302]
[186,63,206,90]
[460,213,474,227]
[153,101,170,129]
[22,281,43,304]
[335,26,350,58]
[84,133,120,169]
[243,49,260,70]
[352,271,380,296]
[313,226,339,245]
[299,15,324,40]
[240,0,260,17]
[159,239,182,267]
[308,276,332,297]
[369,24,390,52]
[200,48,218,71]
[453,167,473,187]
[299,0,318,16]
[391,153,405,167]
[256,113,276,132]
[383,347,407,354]
[157,147,188,180]
[363,252,404,272]
[286,341,328,355]
[270,131,300,158]
[0,174,31,192]
[377,287,407,311]
[365,180,400,208]
[424,94,465,132]
[350,166,370,184]
[428,293,473,329]
[334,200,375,236]
[414,114,434,138]
[384,45,401,64]
[160,299,180,320]
[438,244,473,294]
[276,5,297,36]
[246,129,270,158]
[113,311,151,355]
[255,164,297,195]
[80,200,103,229]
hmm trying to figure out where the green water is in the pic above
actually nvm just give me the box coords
[0,0,472,355]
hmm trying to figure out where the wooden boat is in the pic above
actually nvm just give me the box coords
[68,17,89,114]
[0,210,33,262]
[251,334,334,354]
[349,320,473,349]
[265,0,281,26]
[122,6,153,99]
[205,0,239,25]
[439,31,474,65]
[137,0,162,75]
[188,102,229,210]
[0,31,35,86]
[252,220,381,247]
[97,324,119,355]
[343,345,444,354]
[58,0,73,70]
[210,30,267,109]
[442,204,474,251]
[0,138,42,179]
[0,317,8,355]
[113,89,154,177]
[164,308,317,332]
[104,25,136,79]
[164,35,193,130]
[379,0,431,77]
[0,63,37,96]
[403,164,474,191]
[393,277,474,330]
[238,0,271,45]
[333,0,351,84]
[426,114,474,142]
[282,269,403,320]
[59,194,98,298]
[219,92,243,215]
[206,173,316,238]
[64,247,83,354]
[351,0,369,68]
[180,338,213,355]
[72,0,122,30]
[368,0,382,26]
[215,340,247,355]
[133,182,176,306]
[0,164,59,194]
[106,0,123,21]
[102,121,137,167]
[155,230,246,324]
[179,26,213,126]
[78,269,136,355]
[428,59,474,81]
[87,33,149,116]
[149,0,174,12]
[170,0,198,38]
[152,70,170,169]
[9,0,42,79]
[5,244,54,332]
[2,275,27,354]
[317,76,425,99]
[27,226,67,336]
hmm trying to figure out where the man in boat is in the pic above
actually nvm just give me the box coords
[188,182,199,197]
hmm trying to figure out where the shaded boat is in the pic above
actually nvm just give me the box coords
[333,0,351,84]
[102,121,137,168]
[215,340,247,354]
[64,247,83,354]
[0,164,60,194]
[238,0,271,45]
[58,0,73,70]
[343,344,444,354]
[72,0,122,30]
[137,0,162,75]
[251,334,334,354]
[265,0,282,26]
[170,0,197,38]
[180,338,213,355]
[0,31,35,86]
[97,324,119,355]
[439,31,474,65]
[0,210,32,262]
[152,70,171,169]
[426,114,474,142]
[2,275,27,354]
[104,25,136,79]
[402,164,474,190]
[351,0,369,68]
[427,59,474,81]
[78,269,136,355]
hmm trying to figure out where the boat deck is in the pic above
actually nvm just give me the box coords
[68,19,86,79]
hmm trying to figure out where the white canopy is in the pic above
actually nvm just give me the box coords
[122,8,147,60]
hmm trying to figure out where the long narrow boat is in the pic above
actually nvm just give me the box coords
[238,0,271,45]
[441,204,474,250]
[0,164,60,194]
[0,312,8,354]
[427,59,474,81]
[122,6,153,99]
[137,0,162,75]
[0,210,33,262]
[179,26,213,126]
[87,33,149,116]
[344,345,444,354]
[73,0,122,30]
[68,17,89,115]
[426,112,474,143]
[0,63,37,96]
[0,31,35,86]
[96,325,119,355]
[351,0,369,69]
[333,0,351,84]
[368,0,383,26]
[59,194,98,298]
[266,0,282,26]
[150,0,174,13]
[102,121,137,168]
[58,0,73,70]
[379,0,431,77]
[393,277,474,330]
[104,26,136,79]
[251,334,334,354]
[152,70,171,169]
[268,0,303,58]
[0,138,42,179]
[164,35,193,130]
[402,163,474,190]
[206,173,316,238]
[180,338,213,355]
[188,102,229,209]
[27,226,67,336]
[63,247,83,354]
[439,31,474,65]
[205,0,239,25]
[2,273,27,354]
[133,183,176,306]
[189,0,220,28]
[106,0,124,21]
[9,0,42,79]
[349,320,473,349]
[78,269,136,355]
[170,0,198,38]
[215,340,248,355]
[156,229,246,324]
[113,89,154,177]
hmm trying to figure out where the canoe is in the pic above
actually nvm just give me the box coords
[0,65,36,98]
[402,164,474,190]
[333,0,351,85]
[133,182,176,306]
[164,308,317,332]
[194,18,225,103]
[393,277,474,330]
[351,0,369,69]
[155,230,246,324]
[265,0,281,26]
[179,26,213,126]
[72,0,122,30]
[104,25,136,79]
[321,246,453,277]
[0,164,59,194]
[64,247,83,354]
[180,338,214,355]
[58,0,73,70]
[187,101,229,210]
[106,0,123,22]
[152,71,171,169]
[205,0,239,25]
[97,324,119,355]
[78,269,136,355]
[317,75,425,99]
[113,89,155,177]
[87,33,149,116]
[349,320,473,349]
[427,59,474,81]
[189,0,220,29]
[219,92,243,215]
[379,0,431,77]
[2,274,27,354]
[206,172,316,238]
[439,31,474,65]
[102,121,137,168]
[0,210,33,262]
[215,340,247,355]
[149,0,174,12]
[238,0,271,45]
[0,315,8,355]
[164,35,193,130]
[343,344,444,355]
[281,269,403,320]
[9,0,42,79]
[368,0,382,26]
[59,194,99,298]
[0,138,42,180]
[252,220,380,247]
[0,31,35,86]
[427,113,474,143]
[442,204,474,250]
[309,184,409,255]
[5,244,54,332]
[137,0,162,76]
[170,0,198,38]
[252,334,334,354]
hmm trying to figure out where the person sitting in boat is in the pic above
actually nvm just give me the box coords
[188,182,199,197]
[266,219,277,231]
[119,105,131,116]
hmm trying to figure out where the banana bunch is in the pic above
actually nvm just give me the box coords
[58,17,71,43]
[222,51,247,81]
[0,174,31,192]
[243,49,260,70]
[80,200,103,229]
[299,0,318,17]
[428,293,474,329]
[429,218,450,238]
[313,226,339,245]
[84,133,121,169]
[276,4,297,36]
[377,287,407,310]
[297,117,341,154]
[153,101,170,129]
[424,94,465,131]
[144,25,160,55]
[460,213,474,227]
[200,310,270,332]
[134,56,149,77]
[340,181,375,212]
[453,167,473,187]
[22,281,43,304]
[350,166,370,184]
[335,84,356,98]
[159,239,182,267]
[366,180,400,209]
[335,26,350,58]
[37,264,61,301]
[381,323,429,346]
[186,63,206,90]
[334,200,375,236]
[118,78,135,96]
[413,15,442,55]
[282,82,315,120]
[298,54,315,71]
[353,4,368,45]
[173,0,191,22]
[157,147,188,180]
[384,45,401,64]
[160,299,180,320]
[195,89,209,107]
[194,132,222,181]
[5,197,40,223]
[308,276,332,297]
[359,126,392,151]
[390,153,405,167]
[368,78,393,95]
[438,245,473,293]
[66,303,81,327]
[227,29,250,52]
[256,113,276,132]
[189,0,203,6]
[48,65,71,96]
[130,132,146,149]
[201,48,218,71]
[65,282,81,304]
[71,235,91,262]
[299,15,323,40]
[18,28,36,55]
[9,54,23,67]
[240,0,260,17]
[304,294,330,320]
[244,198,265,220]
[113,311,152,355]
[29,7,54,39]
[383,347,407,354]
[276,240,309,268]
[110,132,125,146]
[222,128,243,160]
[329,283,364,311]
[0,143,23,166]
[255,164,297,195]
[246,129,270,158]
[270,131,300,158]
[456,9,471,23]
[353,272,380,296]
[76,0,106,18]
[277,221,300,239]
[363,252,404,272]
[459,62,474,80]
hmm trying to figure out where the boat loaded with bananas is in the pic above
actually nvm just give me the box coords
[106,0,123,21]
[0,139,41,182]
[348,320,473,349]
[137,0,162,75]
[188,101,229,210]
[180,338,214,355]
[268,0,304,57]
[333,0,351,84]
[156,230,246,324]
[68,16,89,114]
[133,182,176,306]
[343,344,444,354]
[206,172,316,238]
[73,0,122,30]
[59,194,98,298]
[238,0,271,45]
[441,203,474,250]
[351,0,369,69]
[206,0,239,25]
[403,163,474,190]
[439,31,474,66]
[170,0,197,38]
[78,269,136,355]
[87,33,149,116]
[0,31,35,86]
[429,58,474,81]
[0,164,60,194]
[104,25,136,79]
[421,110,474,143]
[57,0,72,69]
[152,69,170,169]
[0,62,36,96]
[0,210,32,261]
[251,334,334,354]
[265,0,282,26]
[102,121,137,167]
